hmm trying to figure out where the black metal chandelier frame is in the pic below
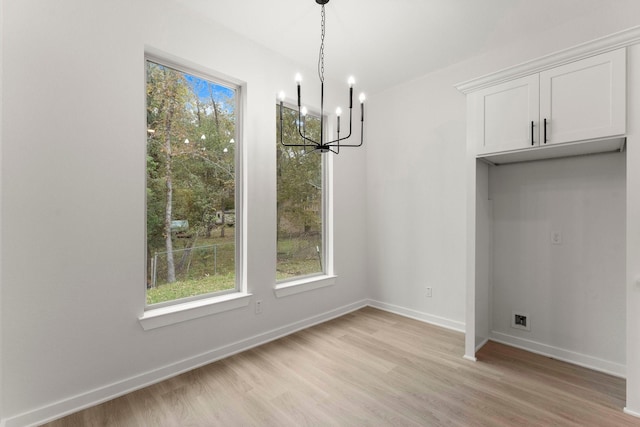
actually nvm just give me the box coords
[278,0,365,154]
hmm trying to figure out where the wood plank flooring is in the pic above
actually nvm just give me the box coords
[43,307,639,426]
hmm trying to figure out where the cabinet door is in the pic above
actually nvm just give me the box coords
[540,48,626,145]
[476,75,539,155]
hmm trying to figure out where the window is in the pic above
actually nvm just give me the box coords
[145,56,240,308]
[276,105,327,281]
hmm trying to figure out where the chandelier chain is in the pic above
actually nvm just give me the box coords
[318,5,325,83]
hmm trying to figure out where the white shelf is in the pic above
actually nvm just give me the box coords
[477,137,626,165]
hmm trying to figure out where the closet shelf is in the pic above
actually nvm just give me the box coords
[477,137,626,166]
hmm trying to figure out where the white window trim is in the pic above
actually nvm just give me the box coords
[141,47,247,327]
[139,292,252,330]
[275,101,336,297]
[274,274,336,298]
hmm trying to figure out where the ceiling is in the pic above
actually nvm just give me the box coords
[175,0,614,94]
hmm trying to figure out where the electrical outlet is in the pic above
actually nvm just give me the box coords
[511,311,531,331]
[255,300,263,314]
[426,287,432,297]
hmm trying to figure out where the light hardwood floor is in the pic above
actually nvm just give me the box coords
[43,307,638,426]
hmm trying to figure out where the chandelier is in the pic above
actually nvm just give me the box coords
[278,0,365,154]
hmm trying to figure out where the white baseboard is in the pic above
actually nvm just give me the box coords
[3,300,368,427]
[624,407,640,418]
[367,299,465,333]
[490,331,626,378]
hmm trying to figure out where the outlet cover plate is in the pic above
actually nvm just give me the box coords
[511,311,531,331]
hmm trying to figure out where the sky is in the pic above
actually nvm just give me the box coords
[184,74,235,108]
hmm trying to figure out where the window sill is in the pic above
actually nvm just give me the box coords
[139,292,252,330]
[274,275,336,298]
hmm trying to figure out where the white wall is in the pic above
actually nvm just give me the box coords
[489,153,626,373]
[1,0,368,424]
[625,43,640,417]
[366,1,640,333]
[366,67,467,330]
[475,162,491,348]
[0,0,3,421]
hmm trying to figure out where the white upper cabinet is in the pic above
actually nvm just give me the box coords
[475,75,539,154]
[472,48,626,158]
[540,48,626,145]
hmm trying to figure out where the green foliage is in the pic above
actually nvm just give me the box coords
[146,273,235,305]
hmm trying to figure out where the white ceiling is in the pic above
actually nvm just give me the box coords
[176,0,614,94]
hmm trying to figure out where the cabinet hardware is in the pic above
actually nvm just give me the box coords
[531,121,534,145]
[544,118,547,144]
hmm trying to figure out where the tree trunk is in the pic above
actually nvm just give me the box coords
[210,90,220,131]
[196,99,202,127]
[177,234,198,276]
[220,209,225,238]
[164,98,177,283]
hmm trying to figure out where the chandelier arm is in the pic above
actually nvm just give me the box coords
[294,129,320,147]
[278,101,319,148]
[281,141,320,148]
[329,118,363,147]
[297,104,320,147]
[279,102,284,150]
[323,107,353,146]
[280,100,284,148]
[337,101,365,147]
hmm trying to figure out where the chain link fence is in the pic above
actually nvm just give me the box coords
[151,243,234,287]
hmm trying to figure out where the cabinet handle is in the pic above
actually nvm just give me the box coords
[531,121,534,145]
[543,118,547,144]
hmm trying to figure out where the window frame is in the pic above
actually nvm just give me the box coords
[140,49,248,328]
[274,101,335,297]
